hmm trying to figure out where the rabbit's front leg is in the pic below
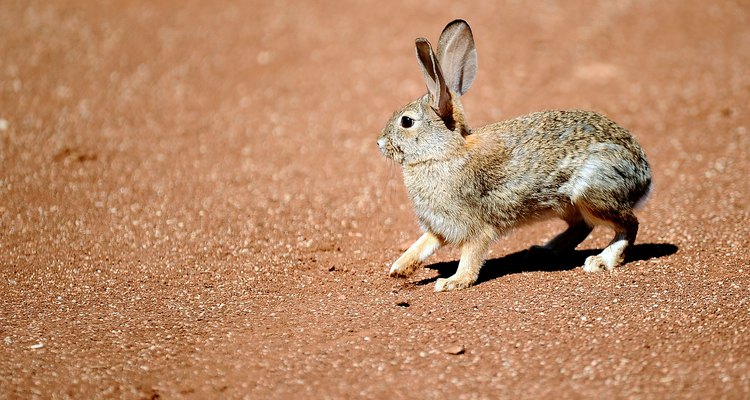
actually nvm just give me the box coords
[389,232,443,277]
[435,239,490,291]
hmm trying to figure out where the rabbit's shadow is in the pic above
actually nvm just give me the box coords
[417,243,678,286]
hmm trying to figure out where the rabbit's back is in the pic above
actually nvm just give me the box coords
[484,110,644,158]
[466,110,651,226]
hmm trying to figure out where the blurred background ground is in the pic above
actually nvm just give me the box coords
[1,0,749,398]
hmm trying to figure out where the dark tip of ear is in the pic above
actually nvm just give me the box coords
[443,115,456,131]
[447,19,470,28]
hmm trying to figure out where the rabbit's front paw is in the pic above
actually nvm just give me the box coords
[389,259,419,278]
[583,255,611,272]
[434,276,474,292]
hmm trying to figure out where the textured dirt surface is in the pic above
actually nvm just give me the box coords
[2,1,749,398]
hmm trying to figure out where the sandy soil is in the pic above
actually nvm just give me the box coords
[1,0,749,398]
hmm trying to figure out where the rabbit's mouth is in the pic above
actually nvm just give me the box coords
[377,137,404,163]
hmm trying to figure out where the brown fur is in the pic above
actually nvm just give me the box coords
[377,20,652,291]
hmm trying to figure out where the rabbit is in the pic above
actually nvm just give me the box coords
[377,19,652,291]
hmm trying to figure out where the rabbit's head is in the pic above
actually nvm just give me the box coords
[378,20,478,166]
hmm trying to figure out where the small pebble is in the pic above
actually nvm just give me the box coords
[445,345,465,355]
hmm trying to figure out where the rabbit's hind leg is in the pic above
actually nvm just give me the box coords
[579,207,639,272]
[538,209,593,255]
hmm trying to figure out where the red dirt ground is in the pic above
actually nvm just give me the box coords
[2,1,749,398]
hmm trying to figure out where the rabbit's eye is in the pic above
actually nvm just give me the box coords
[400,116,414,128]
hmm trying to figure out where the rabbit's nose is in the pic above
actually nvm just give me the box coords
[377,137,386,151]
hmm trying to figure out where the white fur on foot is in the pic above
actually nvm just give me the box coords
[583,255,609,272]
[583,238,629,272]
[434,276,474,292]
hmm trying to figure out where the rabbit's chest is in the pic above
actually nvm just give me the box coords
[403,167,476,242]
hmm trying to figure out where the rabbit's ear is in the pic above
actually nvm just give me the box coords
[437,19,477,96]
[416,38,452,119]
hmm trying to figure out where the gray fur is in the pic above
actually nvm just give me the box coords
[378,20,652,291]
